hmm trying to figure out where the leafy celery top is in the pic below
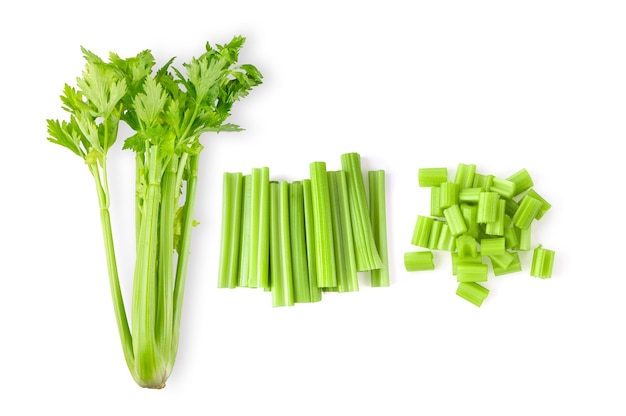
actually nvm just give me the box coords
[47,36,262,388]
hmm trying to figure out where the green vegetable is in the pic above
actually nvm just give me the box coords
[270,181,295,307]
[47,37,262,388]
[217,172,243,289]
[369,170,390,287]
[406,163,555,306]
[404,251,435,272]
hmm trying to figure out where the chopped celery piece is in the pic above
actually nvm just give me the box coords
[473,173,494,191]
[456,262,488,283]
[490,177,516,199]
[505,198,519,218]
[369,170,391,287]
[439,182,458,209]
[412,215,434,248]
[531,245,555,279]
[456,234,478,258]
[269,181,294,307]
[477,191,500,223]
[454,163,476,190]
[516,226,531,251]
[525,189,552,220]
[404,251,435,271]
[480,237,506,256]
[456,282,489,307]
[437,223,456,252]
[489,250,514,270]
[504,226,519,250]
[443,204,467,236]
[218,172,243,289]
[419,167,448,187]
[512,194,543,230]
[485,199,506,236]
[451,252,482,275]
[328,170,359,292]
[492,251,522,276]
[310,162,337,288]
[289,181,313,303]
[341,152,382,271]
[428,219,444,250]
[247,167,271,289]
[302,179,323,302]
[431,187,443,217]
[507,168,534,197]
[460,203,479,239]
[459,187,482,204]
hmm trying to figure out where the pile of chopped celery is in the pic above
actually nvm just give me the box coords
[406,164,556,307]
[217,152,389,306]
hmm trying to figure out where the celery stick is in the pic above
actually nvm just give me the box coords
[270,181,294,307]
[488,250,514,270]
[419,167,448,187]
[404,251,435,272]
[302,179,323,302]
[247,167,271,289]
[485,199,506,236]
[439,182,459,209]
[451,252,482,275]
[289,181,312,303]
[428,219,444,250]
[368,170,391,287]
[217,172,243,288]
[459,187,482,204]
[341,152,383,271]
[328,171,359,292]
[437,223,456,252]
[460,203,479,239]
[516,226,531,251]
[237,175,252,287]
[531,245,555,279]
[310,162,337,288]
[456,282,489,307]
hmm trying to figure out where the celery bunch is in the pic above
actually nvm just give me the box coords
[47,37,262,388]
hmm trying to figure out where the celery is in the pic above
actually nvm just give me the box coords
[289,181,312,303]
[490,177,516,199]
[246,167,271,289]
[237,175,252,287]
[492,251,522,276]
[368,170,391,287]
[506,168,534,197]
[404,251,435,271]
[302,179,323,302]
[328,170,359,292]
[341,152,383,271]
[531,245,555,279]
[412,215,435,248]
[439,182,459,209]
[459,187,482,204]
[310,162,337,288]
[477,191,500,223]
[525,189,552,220]
[456,282,489,307]
[270,181,295,307]
[419,167,448,187]
[217,172,243,289]
[436,223,456,252]
[512,194,543,230]
[430,187,443,217]
[485,199,506,236]
[428,219,444,250]
[454,163,476,190]
[443,204,467,236]
[47,37,262,388]
[480,237,506,256]
[456,234,478,258]
[456,262,488,283]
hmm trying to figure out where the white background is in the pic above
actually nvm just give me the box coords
[1,1,625,414]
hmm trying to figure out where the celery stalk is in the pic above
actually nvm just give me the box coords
[289,181,312,303]
[270,181,295,307]
[302,180,323,302]
[247,167,271,289]
[218,172,243,289]
[328,170,359,292]
[310,162,337,288]
[341,152,383,271]
[368,170,390,287]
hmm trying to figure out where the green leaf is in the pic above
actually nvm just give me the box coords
[46,119,84,157]
[133,76,169,127]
